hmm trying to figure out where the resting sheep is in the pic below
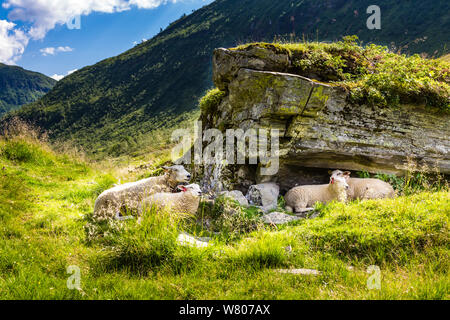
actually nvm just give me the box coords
[139,183,203,215]
[93,165,191,219]
[331,170,395,200]
[285,175,349,213]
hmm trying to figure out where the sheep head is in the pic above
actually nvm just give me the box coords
[331,170,351,181]
[177,183,202,196]
[329,174,349,202]
[163,165,191,186]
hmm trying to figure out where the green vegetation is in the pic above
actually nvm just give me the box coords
[235,37,450,111]
[199,88,226,114]
[0,63,56,116]
[1,124,448,300]
[4,0,449,154]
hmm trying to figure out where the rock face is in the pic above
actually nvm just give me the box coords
[197,45,450,194]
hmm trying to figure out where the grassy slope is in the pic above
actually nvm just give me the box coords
[0,64,56,116]
[1,136,448,299]
[440,54,450,63]
[6,0,449,155]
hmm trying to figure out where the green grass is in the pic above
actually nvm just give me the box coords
[0,134,449,300]
[199,88,226,115]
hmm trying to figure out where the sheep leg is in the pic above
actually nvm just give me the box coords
[114,211,134,221]
[295,207,314,213]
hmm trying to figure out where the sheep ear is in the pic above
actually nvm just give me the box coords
[343,171,351,177]
[162,166,171,171]
[328,170,332,174]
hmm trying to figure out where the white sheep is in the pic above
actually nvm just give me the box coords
[139,183,203,215]
[93,165,191,219]
[284,175,349,213]
[331,170,395,200]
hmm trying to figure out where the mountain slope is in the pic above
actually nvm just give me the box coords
[0,63,56,116]
[7,0,450,155]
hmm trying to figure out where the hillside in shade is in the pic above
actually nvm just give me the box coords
[0,63,56,116]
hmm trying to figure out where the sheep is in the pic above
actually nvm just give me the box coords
[93,165,191,219]
[284,175,349,213]
[331,170,395,200]
[139,183,203,216]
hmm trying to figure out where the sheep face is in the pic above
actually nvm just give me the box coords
[330,175,349,190]
[331,170,351,181]
[163,165,191,183]
[177,183,202,196]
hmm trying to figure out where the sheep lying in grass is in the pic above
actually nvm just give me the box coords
[139,184,202,215]
[285,175,349,213]
[93,165,191,219]
[331,170,395,200]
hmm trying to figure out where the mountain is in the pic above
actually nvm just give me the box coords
[6,0,450,156]
[0,63,56,116]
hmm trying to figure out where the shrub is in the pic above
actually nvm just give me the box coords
[199,88,226,114]
[206,196,264,242]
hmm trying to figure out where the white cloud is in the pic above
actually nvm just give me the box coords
[50,74,65,81]
[3,0,174,40]
[0,19,28,64]
[0,0,178,63]
[40,46,74,56]
[51,68,78,81]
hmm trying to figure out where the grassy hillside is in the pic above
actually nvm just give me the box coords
[0,63,56,116]
[6,0,449,156]
[1,123,448,299]
[440,54,450,63]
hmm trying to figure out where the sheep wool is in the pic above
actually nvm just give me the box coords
[285,176,348,213]
[93,165,191,219]
[331,170,395,200]
[140,184,202,215]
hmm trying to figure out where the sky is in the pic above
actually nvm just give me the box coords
[0,0,213,80]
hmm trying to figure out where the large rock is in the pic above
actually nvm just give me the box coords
[261,212,300,224]
[246,183,279,212]
[196,45,449,194]
[220,190,249,207]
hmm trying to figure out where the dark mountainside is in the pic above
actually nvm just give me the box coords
[0,63,56,116]
[6,0,450,155]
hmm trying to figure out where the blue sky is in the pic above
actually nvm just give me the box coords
[0,0,213,79]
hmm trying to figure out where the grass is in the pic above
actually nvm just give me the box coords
[0,127,449,300]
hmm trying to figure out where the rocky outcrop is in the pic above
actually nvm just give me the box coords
[261,212,300,225]
[196,45,450,194]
